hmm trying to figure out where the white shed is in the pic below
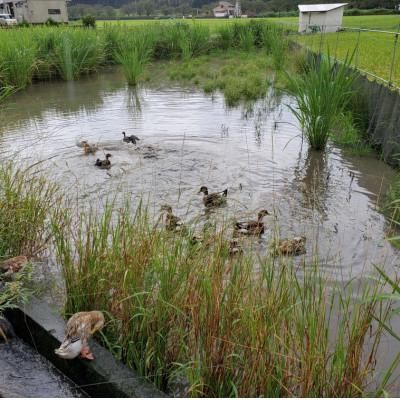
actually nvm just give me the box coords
[298,3,347,33]
[0,0,69,23]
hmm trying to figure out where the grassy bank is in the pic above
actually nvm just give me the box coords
[51,199,390,397]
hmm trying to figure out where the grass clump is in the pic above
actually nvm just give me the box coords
[52,200,391,397]
[115,29,154,86]
[53,30,103,81]
[286,54,358,151]
[0,162,62,258]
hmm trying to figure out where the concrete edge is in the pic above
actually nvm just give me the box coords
[5,297,166,398]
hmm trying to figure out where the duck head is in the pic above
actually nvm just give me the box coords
[199,186,208,195]
[258,209,270,219]
[122,131,126,137]
[105,154,112,159]
[160,204,172,213]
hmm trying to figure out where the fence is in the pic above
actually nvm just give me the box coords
[279,22,400,90]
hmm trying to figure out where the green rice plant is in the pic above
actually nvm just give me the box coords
[53,30,103,81]
[0,162,62,258]
[286,53,358,151]
[262,25,288,71]
[115,29,154,86]
[216,24,234,50]
[0,31,37,89]
[52,199,391,397]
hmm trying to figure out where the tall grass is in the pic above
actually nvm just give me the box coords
[52,200,391,397]
[286,54,358,151]
[115,28,154,86]
[53,30,103,81]
[0,31,37,89]
[0,162,62,258]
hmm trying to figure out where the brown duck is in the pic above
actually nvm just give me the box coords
[199,186,228,207]
[235,210,270,235]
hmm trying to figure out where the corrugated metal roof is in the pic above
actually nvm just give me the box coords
[298,3,347,12]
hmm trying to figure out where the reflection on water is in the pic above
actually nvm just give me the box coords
[0,68,398,282]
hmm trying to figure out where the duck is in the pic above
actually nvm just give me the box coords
[122,131,140,144]
[0,255,28,279]
[82,141,98,155]
[234,210,270,235]
[95,154,112,169]
[199,186,228,207]
[55,311,105,361]
[275,236,306,256]
[229,238,243,256]
[160,205,183,231]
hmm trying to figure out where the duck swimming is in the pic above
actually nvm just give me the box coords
[82,141,98,155]
[275,236,306,256]
[95,154,112,169]
[160,205,183,231]
[235,210,270,235]
[122,132,140,144]
[55,311,105,360]
[199,186,228,207]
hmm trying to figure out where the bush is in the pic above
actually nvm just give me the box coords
[82,15,96,28]
[45,18,59,26]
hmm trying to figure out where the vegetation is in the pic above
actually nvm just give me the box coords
[286,54,358,151]
[82,14,96,28]
[0,162,62,258]
[49,198,391,397]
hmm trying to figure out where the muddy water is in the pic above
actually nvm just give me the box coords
[1,68,398,279]
[1,68,400,394]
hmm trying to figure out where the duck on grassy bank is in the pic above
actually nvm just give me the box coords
[95,154,112,169]
[235,210,270,236]
[55,311,105,361]
[199,186,228,207]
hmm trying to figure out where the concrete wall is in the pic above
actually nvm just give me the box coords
[14,0,68,23]
[299,7,344,33]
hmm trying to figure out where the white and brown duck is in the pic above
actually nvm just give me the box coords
[55,311,105,361]
[234,210,270,235]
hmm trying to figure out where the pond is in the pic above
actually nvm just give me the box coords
[2,67,400,395]
[1,68,398,282]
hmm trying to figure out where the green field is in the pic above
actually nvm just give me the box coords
[95,15,400,86]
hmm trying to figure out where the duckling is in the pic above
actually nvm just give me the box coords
[160,205,183,231]
[229,238,243,256]
[122,131,140,144]
[95,154,112,169]
[235,210,270,236]
[276,236,306,256]
[1,255,28,278]
[199,186,228,207]
[55,311,104,361]
[82,141,98,155]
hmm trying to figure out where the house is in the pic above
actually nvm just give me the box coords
[0,0,69,23]
[213,1,235,18]
[298,3,347,33]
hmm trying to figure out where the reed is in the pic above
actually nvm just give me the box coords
[286,54,358,151]
[0,162,62,258]
[0,30,37,89]
[53,30,103,81]
[52,200,391,397]
[115,29,154,86]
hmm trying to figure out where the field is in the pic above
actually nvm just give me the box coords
[1,18,400,397]
[93,15,400,86]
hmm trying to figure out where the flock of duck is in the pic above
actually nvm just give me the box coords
[0,131,307,362]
